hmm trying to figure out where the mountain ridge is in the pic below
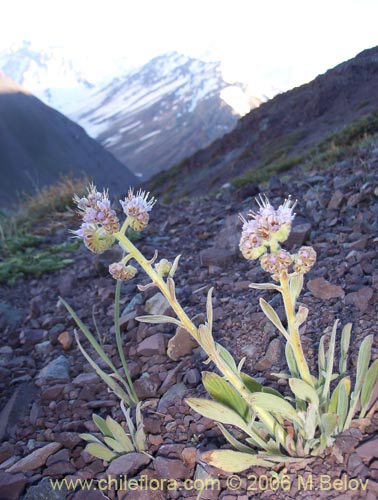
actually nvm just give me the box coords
[0,73,137,207]
[146,46,378,199]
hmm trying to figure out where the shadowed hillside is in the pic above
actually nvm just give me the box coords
[0,73,137,207]
[147,46,378,199]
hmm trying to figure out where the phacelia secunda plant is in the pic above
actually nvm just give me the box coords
[63,185,378,472]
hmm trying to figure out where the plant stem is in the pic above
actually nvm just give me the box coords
[115,230,293,452]
[280,274,314,387]
[114,279,139,405]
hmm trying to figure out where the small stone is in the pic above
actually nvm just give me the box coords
[19,329,46,347]
[345,287,373,313]
[154,457,190,480]
[0,471,27,500]
[137,333,166,356]
[347,192,363,207]
[144,293,170,315]
[36,355,70,383]
[158,383,187,413]
[167,326,198,361]
[72,373,99,385]
[134,374,161,399]
[181,447,197,469]
[43,460,76,477]
[328,190,344,210]
[184,368,201,385]
[106,452,151,476]
[48,323,66,345]
[285,222,312,247]
[7,442,62,473]
[23,476,68,499]
[0,442,14,463]
[0,383,38,440]
[356,436,378,458]
[199,247,235,267]
[256,338,284,371]
[57,331,73,350]
[307,277,345,300]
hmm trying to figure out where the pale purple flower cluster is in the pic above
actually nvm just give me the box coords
[120,188,156,231]
[74,184,119,235]
[239,195,296,260]
[109,262,137,281]
[72,184,118,253]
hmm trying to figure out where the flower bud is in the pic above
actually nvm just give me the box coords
[120,188,156,232]
[260,249,293,280]
[294,246,317,274]
[155,259,172,277]
[72,223,114,254]
[109,263,138,281]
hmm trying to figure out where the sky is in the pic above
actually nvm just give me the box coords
[1,0,378,95]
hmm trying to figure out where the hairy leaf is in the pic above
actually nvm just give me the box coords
[85,443,117,462]
[186,398,248,430]
[136,315,182,327]
[202,372,249,421]
[289,378,319,406]
[259,298,290,342]
[201,449,274,472]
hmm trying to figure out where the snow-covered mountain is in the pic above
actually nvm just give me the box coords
[72,52,263,178]
[0,43,264,178]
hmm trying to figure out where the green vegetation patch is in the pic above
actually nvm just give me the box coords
[231,111,378,189]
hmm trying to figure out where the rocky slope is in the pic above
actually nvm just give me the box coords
[147,46,378,199]
[0,73,136,207]
[0,132,377,498]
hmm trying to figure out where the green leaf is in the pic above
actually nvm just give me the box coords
[296,306,308,327]
[337,378,349,431]
[303,404,317,440]
[360,359,378,417]
[321,413,338,439]
[289,378,319,406]
[328,377,351,413]
[249,392,300,425]
[202,372,250,421]
[85,443,117,462]
[249,282,281,291]
[186,398,248,430]
[289,274,303,304]
[217,423,256,454]
[322,320,338,401]
[206,287,214,331]
[318,335,326,383]
[103,436,126,453]
[60,297,119,374]
[201,449,274,472]
[134,424,147,452]
[215,343,238,375]
[79,433,103,445]
[240,373,262,393]
[355,335,373,394]
[285,343,299,378]
[168,254,181,278]
[339,323,352,375]
[93,414,112,438]
[259,298,290,342]
[106,416,135,452]
[136,315,182,327]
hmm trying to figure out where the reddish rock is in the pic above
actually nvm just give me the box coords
[345,287,374,312]
[307,277,345,300]
[137,333,166,356]
[154,456,190,480]
[134,374,161,399]
[199,247,235,267]
[0,471,27,500]
[106,452,151,476]
[328,190,344,210]
[356,436,378,458]
[285,222,312,247]
[7,442,62,473]
[57,330,73,350]
[167,326,198,361]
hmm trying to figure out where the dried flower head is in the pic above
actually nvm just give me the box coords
[74,184,119,234]
[120,189,156,231]
[72,223,115,254]
[294,246,317,274]
[260,249,293,280]
[109,262,138,281]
